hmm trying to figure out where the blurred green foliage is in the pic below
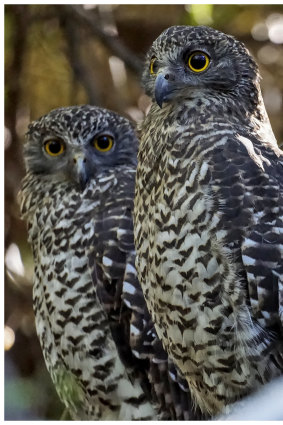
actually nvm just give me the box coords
[5,4,283,420]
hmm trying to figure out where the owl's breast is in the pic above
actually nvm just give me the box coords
[135,139,283,415]
[138,147,234,356]
[27,174,156,420]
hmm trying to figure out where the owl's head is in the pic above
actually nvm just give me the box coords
[142,25,259,108]
[24,105,137,189]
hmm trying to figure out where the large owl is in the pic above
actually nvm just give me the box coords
[18,105,200,420]
[134,25,283,416]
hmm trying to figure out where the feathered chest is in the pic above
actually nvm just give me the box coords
[135,122,216,252]
[19,173,124,328]
[134,106,283,417]
[19,175,103,319]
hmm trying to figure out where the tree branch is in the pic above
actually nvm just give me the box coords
[57,9,101,105]
[63,5,143,75]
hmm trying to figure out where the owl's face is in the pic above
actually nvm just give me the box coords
[142,25,258,107]
[24,105,137,189]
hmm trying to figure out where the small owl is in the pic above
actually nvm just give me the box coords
[134,25,283,416]
[19,105,199,420]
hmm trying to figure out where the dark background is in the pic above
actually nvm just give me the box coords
[4,4,283,420]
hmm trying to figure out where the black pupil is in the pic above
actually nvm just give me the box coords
[48,141,62,154]
[191,54,207,69]
[97,136,110,149]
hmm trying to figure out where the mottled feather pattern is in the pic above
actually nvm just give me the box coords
[20,169,157,420]
[19,105,201,420]
[134,25,283,416]
[87,168,201,420]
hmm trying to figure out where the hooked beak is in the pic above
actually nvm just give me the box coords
[72,154,89,190]
[154,72,176,108]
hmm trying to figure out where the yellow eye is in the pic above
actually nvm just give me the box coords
[150,56,158,75]
[93,135,114,152]
[44,140,65,156]
[187,51,210,73]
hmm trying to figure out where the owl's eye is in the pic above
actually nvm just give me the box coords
[92,135,114,152]
[149,57,158,75]
[44,140,65,156]
[187,51,210,73]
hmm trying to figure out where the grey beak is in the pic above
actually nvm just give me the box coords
[154,73,176,108]
[73,154,89,190]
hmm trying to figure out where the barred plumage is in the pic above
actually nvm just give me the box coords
[134,25,283,416]
[19,105,200,420]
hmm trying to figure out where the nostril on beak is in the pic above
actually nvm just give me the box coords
[73,158,77,164]
[83,158,86,163]
[164,73,175,81]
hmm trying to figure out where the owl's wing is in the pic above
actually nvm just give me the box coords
[210,134,283,333]
[89,169,201,420]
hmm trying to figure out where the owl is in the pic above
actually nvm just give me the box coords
[18,105,200,420]
[134,25,283,417]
